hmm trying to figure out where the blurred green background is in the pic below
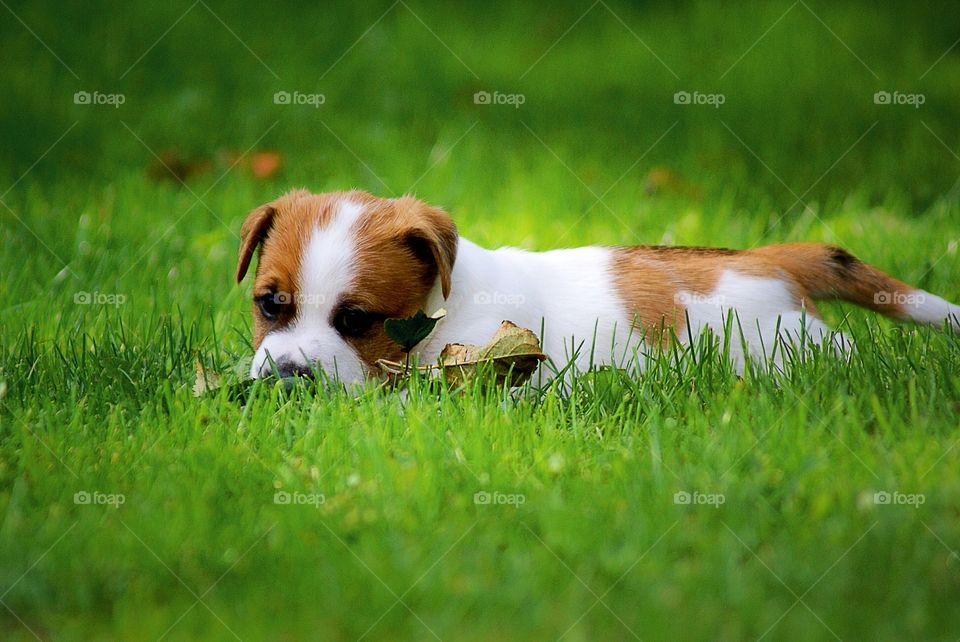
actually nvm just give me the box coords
[2,2,960,640]
[3,0,959,335]
[3,1,959,208]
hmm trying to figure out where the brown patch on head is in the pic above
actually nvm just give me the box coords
[344,195,458,369]
[236,189,458,370]
[237,189,356,348]
[236,203,276,284]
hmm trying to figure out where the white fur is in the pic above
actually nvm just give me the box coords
[421,256,848,380]
[676,270,851,371]
[250,200,366,381]
[418,240,637,381]
[906,290,960,331]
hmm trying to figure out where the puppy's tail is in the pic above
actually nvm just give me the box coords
[751,243,960,331]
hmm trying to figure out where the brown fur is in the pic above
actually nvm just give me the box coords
[340,195,457,369]
[236,190,457,370]
[613,242,914,343]
[747,243,914,318]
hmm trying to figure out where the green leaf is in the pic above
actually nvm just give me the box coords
[384,309,444,353]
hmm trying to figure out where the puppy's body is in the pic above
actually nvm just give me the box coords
[237,190,959,383]
[419,240,633,373]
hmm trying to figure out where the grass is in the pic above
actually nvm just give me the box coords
[2,0,960,639]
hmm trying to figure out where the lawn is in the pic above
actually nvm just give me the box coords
[2,1,960,640]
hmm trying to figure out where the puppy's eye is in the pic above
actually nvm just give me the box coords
[256,292,290,321]
[334,306,374,337]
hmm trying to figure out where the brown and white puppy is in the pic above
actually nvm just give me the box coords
[237,189,959,382]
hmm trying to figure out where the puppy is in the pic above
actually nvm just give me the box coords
[237,189,959,382]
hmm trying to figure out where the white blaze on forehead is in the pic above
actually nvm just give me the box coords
[296,198,365,320]
[250,199,367,381]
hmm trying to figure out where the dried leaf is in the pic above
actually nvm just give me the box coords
[147,149,211,183]
[439,320,546,387]
[193,361,221,396]
[193,357,254,398]
[375,359,409,377]
[250,151,282,179]
[643,166,702,199]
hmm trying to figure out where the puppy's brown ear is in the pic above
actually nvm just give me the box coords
[401,201,458,299]
[236,203,276,283]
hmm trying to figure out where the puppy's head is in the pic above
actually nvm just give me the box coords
[236,189,457,382]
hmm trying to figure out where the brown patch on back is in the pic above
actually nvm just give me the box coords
[612,245,823,345]
[611,247,731,344]
[615,245,785,344]
[632,245,740,257]
[612,242,918,341]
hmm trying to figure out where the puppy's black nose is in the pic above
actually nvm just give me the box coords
[274,360,315,378]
